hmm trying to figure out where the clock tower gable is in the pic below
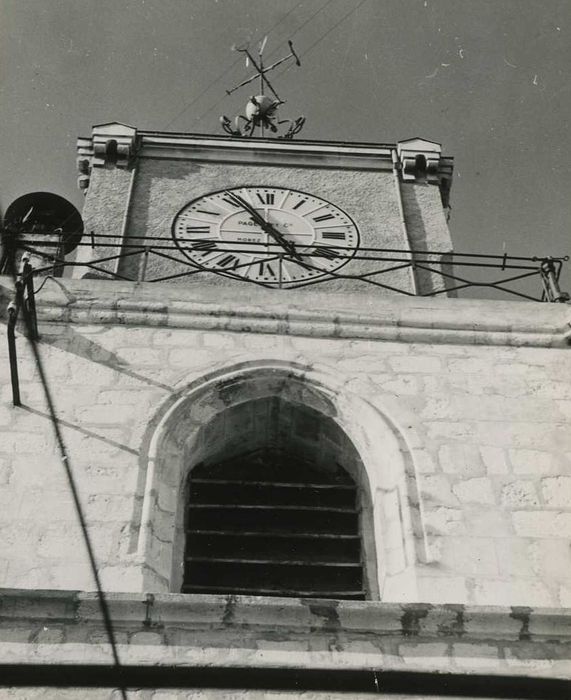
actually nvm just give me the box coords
[77,128,454,296]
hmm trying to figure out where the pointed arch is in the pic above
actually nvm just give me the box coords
[137,360,429,600]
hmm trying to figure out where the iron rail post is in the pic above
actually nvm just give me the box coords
[7,301,20,407]
[22,258,39,340]
[540,258,570,303]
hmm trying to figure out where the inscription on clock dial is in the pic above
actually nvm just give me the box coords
[171,186,360,287]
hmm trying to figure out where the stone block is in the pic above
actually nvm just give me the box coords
[559,584,571,606]
[446,358,492,374]
[464,508,512,537]
[0,456,13,486]
[87,494,135,521]
[541,476,571,508]
[472,578,554,606]
[168,348,220,369]
[76,404,134,425]
[34,627,65,644]
[129,631,164,645]
[203,333,237,349]
[504,649,554,672]
[417,575,468,604]
[529,539,571,581]
[389,355,442,374]
[501,481,540,508]
[151,328,200,346]
[438,445,483,476]
[439,537,499,576]
[452,477,495,505]
[419,474,459,507]
[411,449,437,474]
[509,449,558,475]
[512,511,571,538]
[373,374,421,396]
[481,424,569,451]
[424,506,465,535]
[426,422,475,441]
[399,642,449,667]
[480,446,509,474]
[452,642,500,669]
[494,539,535,578]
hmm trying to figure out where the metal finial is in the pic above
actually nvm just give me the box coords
[220,39,305,139]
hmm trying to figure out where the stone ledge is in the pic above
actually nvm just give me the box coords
[0,590,570,679]
[1,277,569,348]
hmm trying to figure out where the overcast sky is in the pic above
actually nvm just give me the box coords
[1,0,570,296]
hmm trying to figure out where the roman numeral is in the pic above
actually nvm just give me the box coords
[195,209,220,216]
[313,213,336,223]
[257,192,275,205]
[258,261,276,278]
[292,198,307,210]
[321,231,346,240]
[192,239,217,251]
[186,225,210,234]
[218,254,240,268]
[313,246,340,260]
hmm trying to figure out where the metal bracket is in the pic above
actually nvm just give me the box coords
[5,256,40,407]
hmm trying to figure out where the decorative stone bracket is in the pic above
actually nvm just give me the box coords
[397,137,443,183]
[77,122,138,190]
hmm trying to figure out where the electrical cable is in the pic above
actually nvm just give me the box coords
[164,0,306,130]
[194,0,363,131]
[274,0,371,81]
[193,0,337,128]
[3,239,128,700]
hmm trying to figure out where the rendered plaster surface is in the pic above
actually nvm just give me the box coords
[77,157,452,295]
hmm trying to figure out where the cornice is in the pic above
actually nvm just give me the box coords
[2,277,569,349]
[0,589,569,680]
[76,123,454,181]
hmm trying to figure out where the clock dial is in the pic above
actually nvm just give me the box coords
[171,186,360,287]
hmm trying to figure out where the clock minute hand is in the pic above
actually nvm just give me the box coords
[225,191,302,262]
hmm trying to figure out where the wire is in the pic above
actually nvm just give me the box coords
[193,0,336,129]
[275,0,370,81]
[194,0,364,131]
[265,0,337,60]
[4,247,128,700]
[165,0,306,130]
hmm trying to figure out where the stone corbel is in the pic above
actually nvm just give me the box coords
[397,137,442,183]
[76,122,138,191]
[91,122,138,168]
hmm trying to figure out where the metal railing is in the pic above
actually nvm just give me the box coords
[4,230,568,302]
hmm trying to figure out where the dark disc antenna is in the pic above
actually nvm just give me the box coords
[220,38,305,139]
[1,192,83,275]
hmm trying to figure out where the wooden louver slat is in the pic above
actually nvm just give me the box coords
[183,451,364,600]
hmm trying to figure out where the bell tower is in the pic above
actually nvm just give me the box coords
[1,37,570,700]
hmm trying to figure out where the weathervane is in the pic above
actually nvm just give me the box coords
[220,38,305,139]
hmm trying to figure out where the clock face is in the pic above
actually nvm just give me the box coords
[171,186,360,287]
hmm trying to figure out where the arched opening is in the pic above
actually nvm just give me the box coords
[139,361,429,601]
[181,396,369,600]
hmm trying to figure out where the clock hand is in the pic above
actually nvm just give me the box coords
[224,191,303,262]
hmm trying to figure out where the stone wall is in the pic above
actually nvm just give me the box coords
[0,278,569,608]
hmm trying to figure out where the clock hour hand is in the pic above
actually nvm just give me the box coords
[224,191,303,262]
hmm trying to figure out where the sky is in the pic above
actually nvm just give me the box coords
[0,0,570,297]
